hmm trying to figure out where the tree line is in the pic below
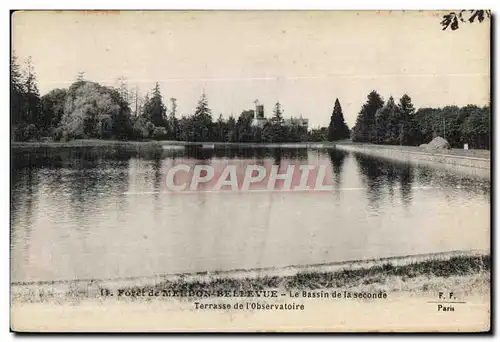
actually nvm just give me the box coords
[11,55,489,149]
[11,55,347,143]
[351,91,490,149]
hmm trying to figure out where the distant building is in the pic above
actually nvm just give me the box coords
[252,116,268,128]
[256,104,264,118]
[283,115,309,128]
[252,100,268,128]
[250,100,309,129]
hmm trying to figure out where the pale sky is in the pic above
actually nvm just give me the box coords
[12,10,490,127]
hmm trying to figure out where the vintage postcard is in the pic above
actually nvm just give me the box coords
[10,10,491,332]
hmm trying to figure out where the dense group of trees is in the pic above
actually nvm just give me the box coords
[11,56,135,142]
[352,91,490,149]
[10,55,339,143]
[11,55,43,141]
[11,55,490,149]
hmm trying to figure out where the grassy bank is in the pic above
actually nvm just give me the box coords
[336,143,490,181]
[11,253,490,303]
[106,254,491,298]
[11,139,334,150]
[338,142,490,159]
[11,139,167,149]
[11,139,490,158]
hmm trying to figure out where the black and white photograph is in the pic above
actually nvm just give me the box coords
[10,10,491,332]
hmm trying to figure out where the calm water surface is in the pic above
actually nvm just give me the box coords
[11,147,490,282]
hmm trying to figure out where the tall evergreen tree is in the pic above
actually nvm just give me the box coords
[10,54,24,127]
[269,101,285,143]
[76,71,86,83]
[168,97,179,140]
[352,90,384,143]
[226,115,237,142]
[375,96,398,144]
[215,114,226,142]
[22,57,42,126]
[193,93,213,141]
[116,76,129,104]
[272,101,284,124]
[194,93,212,119]
[169,97,177,119]
[143,82,168,128]
[327,98,350,141]
[141,93,150,115]
[398,94,416,145]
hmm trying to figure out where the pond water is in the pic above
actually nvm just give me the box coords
[10,146,490,282]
